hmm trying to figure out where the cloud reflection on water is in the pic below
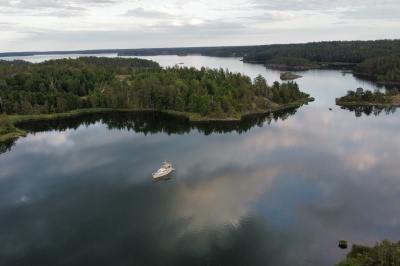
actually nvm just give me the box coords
[1,106,400,265]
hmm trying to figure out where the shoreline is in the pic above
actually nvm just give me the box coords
[335,101,400,108]
[0,97,314,142]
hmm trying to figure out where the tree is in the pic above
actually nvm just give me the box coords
[335,239,400,266]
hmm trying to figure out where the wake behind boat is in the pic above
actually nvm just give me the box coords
[152,161,175,178]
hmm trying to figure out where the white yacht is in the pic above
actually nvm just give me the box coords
[152,161,175,178]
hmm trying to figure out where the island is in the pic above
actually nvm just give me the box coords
[0,57,313,142]
[336,87,400,107]
[280,72,302,80]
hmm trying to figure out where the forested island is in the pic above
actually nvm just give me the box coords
[0,57,312,141]
[280,72,302,80]
[336,87,400,107]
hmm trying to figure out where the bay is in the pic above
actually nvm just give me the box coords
[0,55,399,265]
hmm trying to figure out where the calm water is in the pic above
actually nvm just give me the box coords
[1,55,400,266]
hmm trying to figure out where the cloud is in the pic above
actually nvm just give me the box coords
[248,0,395,12]
[0,0,121,17]
[261,11,296,21]
[247,0,400,22]
[3,0,121,9]
[339,6,400,20]
[1,0,400,51]
[125,7,175,19]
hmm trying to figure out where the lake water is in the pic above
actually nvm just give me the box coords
[1,55,400,265]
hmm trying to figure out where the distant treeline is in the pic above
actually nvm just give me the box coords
[354,53,400,84]
[118,46,259,57]
[2,40,398,63]
[243,40,400,64]
[0,59,32,66]
[0,57,310,118]
[2,39,399,68]
[0,47,257,58]
[265,56,318,70]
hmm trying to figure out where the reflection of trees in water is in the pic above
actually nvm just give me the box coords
[16,109,298,136]
[0,139,16,155]
[352,74,399,91]
[340,106,397,117]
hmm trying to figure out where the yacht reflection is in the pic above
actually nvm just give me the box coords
[152,175,172,183]
[340,106,397,117]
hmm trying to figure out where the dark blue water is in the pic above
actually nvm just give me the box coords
[1,55,399,265]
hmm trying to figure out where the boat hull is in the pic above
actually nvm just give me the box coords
[152,168,175,178]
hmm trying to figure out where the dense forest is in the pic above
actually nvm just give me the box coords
[242,40,400,64]
[0,57,311,119]
[336,239,400,266]
[354,54,400,84]
[265,56,317,70]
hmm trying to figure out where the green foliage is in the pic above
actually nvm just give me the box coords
[336,239,400,266]
[243,40,400,64]
[0,57,310,119]
[0,57,160,115]
[0,113,26,142]
[0,59,32,66]
[354,54,400,84]
[265,56,315,69]
[0,114,16,134]
[336,87,397,105]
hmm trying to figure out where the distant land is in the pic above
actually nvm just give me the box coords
[0,46,251,58]
[2,40,399,85]
[2,39,399,63]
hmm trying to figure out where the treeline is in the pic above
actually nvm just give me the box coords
[117,46,261,57]
[0,59,32,66]
[336,239,400,266]
[0,57,310,118]
[243,40,400,64]
[2,39,398,65]
[354,54,400,84]
[265,56,316,69]
[336,87,400,105]
[0,46,263,58]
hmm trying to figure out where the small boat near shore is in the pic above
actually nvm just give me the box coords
[152,161,175,178]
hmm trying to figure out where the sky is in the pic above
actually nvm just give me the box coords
[0,0,399,52]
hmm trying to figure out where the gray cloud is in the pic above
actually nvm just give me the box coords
[339,6,400,20]
[125,7,175,19]
[0,0,121,14]
[18,18,247,45]
[3,0,121,8]
[248,0,398,13]
[1,0,399,52]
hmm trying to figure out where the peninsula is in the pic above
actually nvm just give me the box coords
[0,57,313,142]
